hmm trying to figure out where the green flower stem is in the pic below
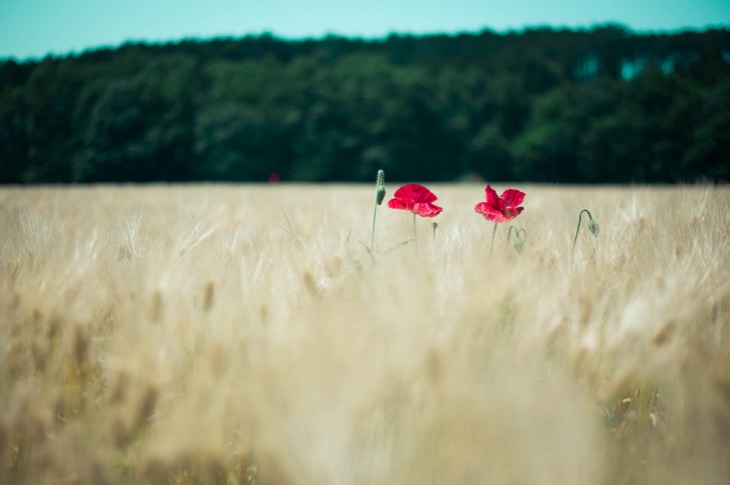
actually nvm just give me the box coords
[370,169,385,258]
[507,225,526,253]
[370,200,378,258]
[507,225,518,243]
[489,222,498,257]
[413,213,417,247]
[572,209,595,252]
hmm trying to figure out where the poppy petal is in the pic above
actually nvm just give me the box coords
[483,211,514,223]
[413,202,443,217]
[475,203,510,222]
[501,207,524,221]
[387,198,415,211]
[474,202,493,214]
[393,185,413,199]
[414,188,438,204]
[484,185,505,209]
[394,184,438,204]
[500,189,525,208]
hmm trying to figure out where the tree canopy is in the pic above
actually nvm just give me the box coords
[1,25,728,184]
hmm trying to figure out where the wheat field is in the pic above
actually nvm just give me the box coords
[0,184,728,485]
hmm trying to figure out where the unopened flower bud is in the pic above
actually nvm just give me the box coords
[588,218,599,237]
[375,170,386,205]
[572,209,598,253]
[513,235,524,253]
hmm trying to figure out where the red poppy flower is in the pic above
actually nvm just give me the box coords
[474,185,525,223]
[387,184,443,217]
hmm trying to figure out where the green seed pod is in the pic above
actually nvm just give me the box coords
[375,170,386,205]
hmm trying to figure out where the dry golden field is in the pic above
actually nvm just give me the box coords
[0,183,728,485]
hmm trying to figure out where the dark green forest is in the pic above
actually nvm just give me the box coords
[1,25,729,184]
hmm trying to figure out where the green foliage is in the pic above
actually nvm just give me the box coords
[1,27,729,184]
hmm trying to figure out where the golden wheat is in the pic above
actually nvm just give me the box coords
[0,184,728,485]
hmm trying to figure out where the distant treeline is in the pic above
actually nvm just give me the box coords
[1,25,729,184]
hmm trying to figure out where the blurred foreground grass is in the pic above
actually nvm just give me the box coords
[0,184,728,484]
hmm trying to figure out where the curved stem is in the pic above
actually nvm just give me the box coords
[370,201,378,259]
[489,222,498,257]
[507,224,519,243]
[507,224,518,243]
[572,209,594,252]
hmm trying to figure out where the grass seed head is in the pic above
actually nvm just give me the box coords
[0,421,8,462]
[108,371,130,406]
[149,291,163,322]
[202,281,215,312]
[72,324,88,360]
[133,383,159,432]
[302,271,319,298]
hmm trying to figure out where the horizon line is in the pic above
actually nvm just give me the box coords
[3,21,729,63]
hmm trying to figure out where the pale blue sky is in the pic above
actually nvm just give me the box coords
[1,0,729,60]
